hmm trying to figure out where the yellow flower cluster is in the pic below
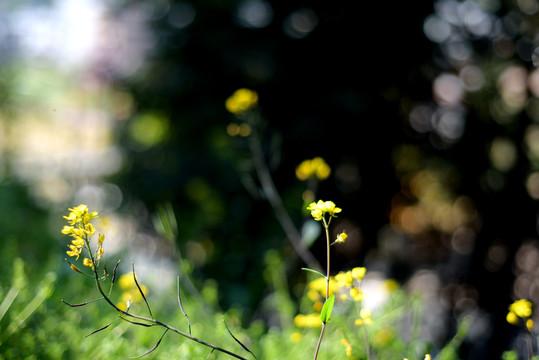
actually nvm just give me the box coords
[116,273,149,311]
[507,299,534,332]
[306,200,342,221]
[306,267,367,312]
[354,308,372,326]
[225,88,258,115]
[295,157,331,181]
[294,313,322,328]
[61,204,104,269]
[340,338,352,357]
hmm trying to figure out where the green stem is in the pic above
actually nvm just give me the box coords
[248,134,321,270]
[313,217,331,360]
[92,266,248,359]
[80,235,249,360]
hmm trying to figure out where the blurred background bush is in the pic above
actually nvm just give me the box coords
[1,0,539,358]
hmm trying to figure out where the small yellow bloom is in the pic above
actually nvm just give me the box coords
[71,237,85,247]
[117,273,148,304]
[507,311,519,325]
[425,355,431,360]
[335,231,348,244]
[350,288,363,302]
[83,258,94,268]
[334,271,353,288]
[355,308,372,326]
[527,318,534,332]
[360,308,371,319]
[61,225,74,234]
[225,88,258,114]
[290,332,303,343]
[85,223,95,235]
[294,313,322,328]
[351,267,366,280]
[509,299,533,318]
[98,234,105,246]
[306,200,342,221]
[66,245,82,260]
[340,338,352,357]
[295,157,331,181]
[96,247,104,260]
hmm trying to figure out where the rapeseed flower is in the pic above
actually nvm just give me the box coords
[334,231,348,244]
[340,338,352,357]
[295,157,331,181]
[225,88,258,114]
[116,273,149,311]
[62,204,105,270]
[354,308,372,326]
[306,200,341,221]
[507,299,534,331]
[294,313,321,328]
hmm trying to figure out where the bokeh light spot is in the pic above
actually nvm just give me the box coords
[525,172,539,199]
[489,137,517,172]
[235,0,273,28]
[168,2,196,29]
[433,73,463,107]
[283,8,318,39]
[424,15,452,43]
[459,65,484,91]
[128,112,170,150]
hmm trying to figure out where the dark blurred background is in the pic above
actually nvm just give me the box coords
[1,0,539,358]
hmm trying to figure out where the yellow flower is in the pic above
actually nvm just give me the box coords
[118,273,149,304]
[355,308,372,326]
[290,332,303,343]
[225,88,258,114]
[306,200,342,221]
[360,308,371,319]
[294,313,321,328]
[351,267,366,280]
[96,247,104,260]
[334,271,353,288]
[61,225,74,234]
[66,245,82,260]
[335,231,348,244]
[507,311,519,325]
[527,319,534,332]
[295,157,331,181]
[83,257,94,268]
[98,234,105,246]
[71,237,85,247]
[425,355,431,360]
[350,288,363,302]
[340,338,352,357]
[509,299,533,318]
[84,223,95,235]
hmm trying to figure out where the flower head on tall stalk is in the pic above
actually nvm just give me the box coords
[61,204,252,360]
[62,204,104,270]
[303,199,347,360]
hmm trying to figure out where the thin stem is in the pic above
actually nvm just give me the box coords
[313,217,331,360]
[83,243,248,360]
[323,218,330,300]
[92,268,248,359]
[248,134,321,270]
[313,323,326,360]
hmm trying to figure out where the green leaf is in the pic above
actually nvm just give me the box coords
[301,268,327,280]
[320,294,335,323]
